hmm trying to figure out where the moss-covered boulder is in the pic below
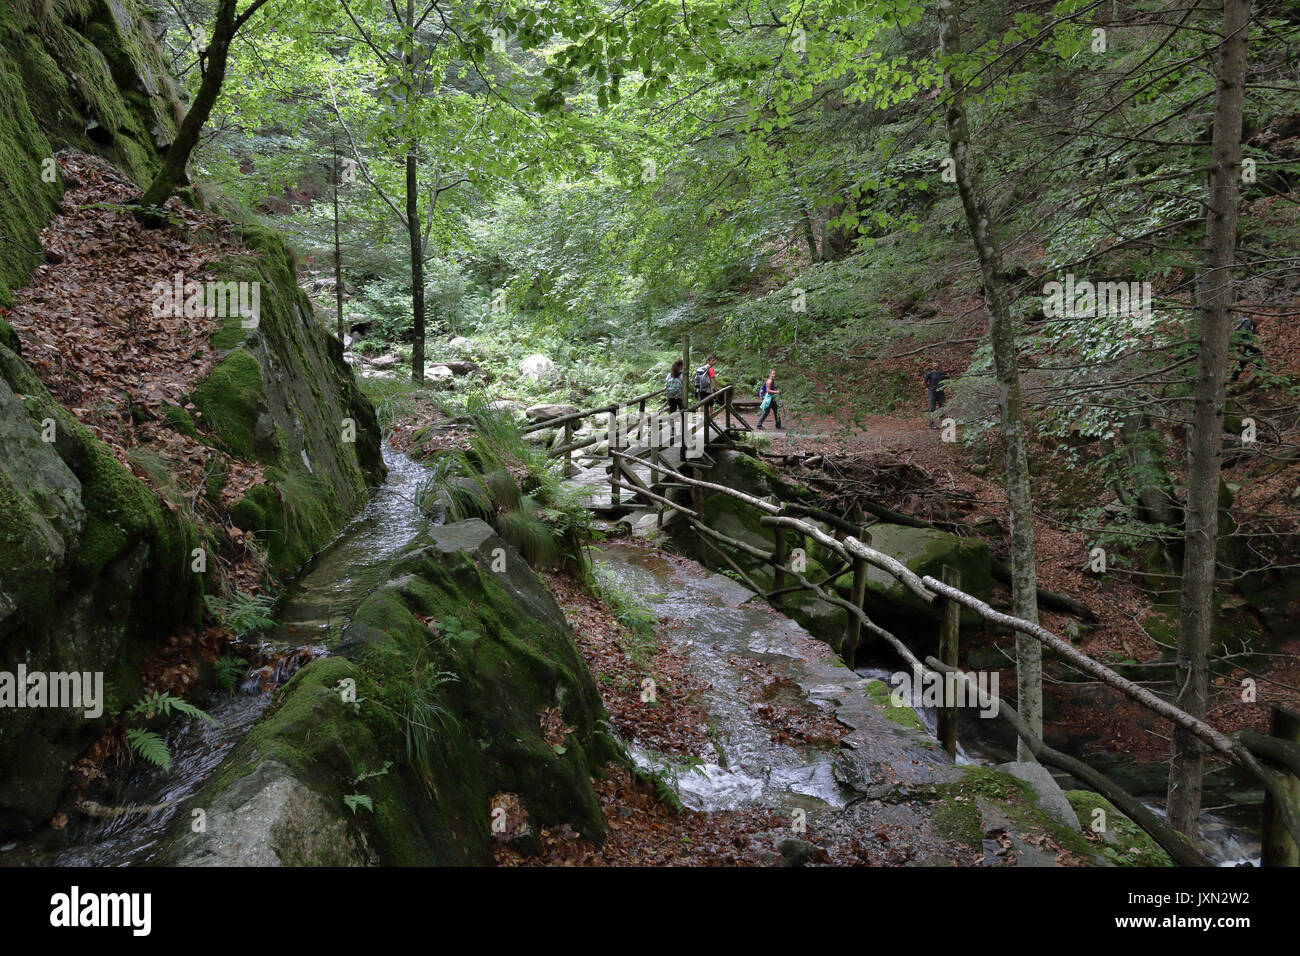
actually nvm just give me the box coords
[0,343,201,834]
[162,520,621,866]
[190,226,385,576]
[840,524,992,635]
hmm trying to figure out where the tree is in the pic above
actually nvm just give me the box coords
[935,0,1041,756]
[1167,0,1251,838]
[137,0,275,219]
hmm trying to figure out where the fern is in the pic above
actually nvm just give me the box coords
[130,691,217,724]
[343,794,374,814]
[205,591,276,637]
[214,656,248,692]
[126,729,172,771]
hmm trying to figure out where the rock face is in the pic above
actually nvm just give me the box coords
[0,0,197,834]
[519,354,559,383]
[191,225,385,575]
[853,524,991,625]
[0,5,384,830]
[162,520,621,866]
[0,342,200,833]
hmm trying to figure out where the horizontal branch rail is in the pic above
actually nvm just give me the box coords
[614,446,1300,857]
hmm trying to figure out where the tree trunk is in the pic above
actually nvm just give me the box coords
[937,0,1041,758]
[801,206,820,262]
[136,0,241,218]
[407,150,425,384]
[333,133,344,343]
[1167,0,1250,838]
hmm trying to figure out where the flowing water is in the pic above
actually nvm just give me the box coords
[592,543,855,815]
[0,447,432,867]
[0,459,1264,866]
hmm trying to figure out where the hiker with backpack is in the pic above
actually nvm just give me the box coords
[756,370,782,430]
[923,367,949,430]
[664,359,685,412]
[693,356,717,402]
[1230,316,1263,382]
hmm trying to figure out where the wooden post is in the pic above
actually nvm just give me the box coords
[609,450,620,508]
[937,564,961,759]
[563,419,574,477]
[683,334,690,393]
[847,561,868,667]
[773,528,788,610]
[690,474,705,561]
[1262,705,1300,867]
[725,387,732,433]
[638,397,646,446]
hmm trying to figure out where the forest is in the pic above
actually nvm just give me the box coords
[0,0,1298,902]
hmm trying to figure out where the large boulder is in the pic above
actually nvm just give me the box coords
[526,403,579,424]
[424,365,456,388]
[848,523,992,631]
[429,360,486,378]
[161,520,622,866]
[519,354,559,383]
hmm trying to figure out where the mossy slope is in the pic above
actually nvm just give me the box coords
[191,225,385,576]
[165,520,622,866]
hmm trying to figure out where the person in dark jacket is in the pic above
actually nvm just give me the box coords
[1230,316,1263,382]
[924,367,949,429]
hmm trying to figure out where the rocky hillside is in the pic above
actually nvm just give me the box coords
[0,1,383,835]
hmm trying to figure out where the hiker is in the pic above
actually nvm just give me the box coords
[693,355,717,401]
[665,359,685,412]
[1230,316,1263,382]
[756,370,782,430]
[923,367,949,430]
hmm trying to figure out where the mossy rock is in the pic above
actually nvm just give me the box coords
[187,226,384,578]
[164,520,622,866]
[930,766,1103,864]
[863,678,927,732]
[1065,790,1175,867]
[0,340,202,833]
[841,524,992,633]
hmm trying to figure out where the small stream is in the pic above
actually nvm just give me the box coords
[592,543,850,815]
[0,447,432,867]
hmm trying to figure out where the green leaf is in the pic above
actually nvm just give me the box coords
[344,794,374,814]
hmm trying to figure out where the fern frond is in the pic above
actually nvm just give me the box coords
[126,729,172,771]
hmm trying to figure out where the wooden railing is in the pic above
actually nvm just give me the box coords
[613,449,1300,868]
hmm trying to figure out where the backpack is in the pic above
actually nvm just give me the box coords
[665,375,683,401]
[693,365,711,397]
